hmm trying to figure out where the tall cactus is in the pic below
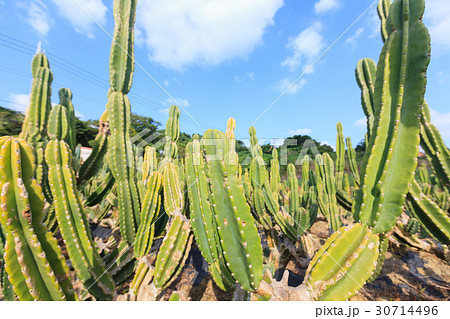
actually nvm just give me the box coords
[248,126,273,230]
[355,58,377,141]
[106,0,140,244]
[45,106,115,300]
[335,122,345,189]
[201,127,263,292]
[314,154,341,232]
[185,135,235,291]
[19,52,52,146]
[58,88,77,152]
[19,52,53,203]
[0,137,75,300]
[353,0,430,233]
[345,137,360,185]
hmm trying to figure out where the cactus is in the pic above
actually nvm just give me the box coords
[78,111,110,187]
[304,223,380,300]
[58,88,77,152]
[45,104,115,300]
[109,0,136,94]
[314,154,341,232]
[134,171,162,258]
[141,146,158,185]
[378,0,392,43]
[270,148,281,194]
[335,123,345,189]
[19,53,52,146]
[355,58,377,141]
[106,0,140,244]
[353,0,430,233]
[185,136,235,291]
[420,101,450,191]
[0,137,76,300]
[407,179,450,244]
[346,137,360,186]
[248,126,273,230]
[202,127,263,292]
[162,106,184,217]
[153,215,193,289]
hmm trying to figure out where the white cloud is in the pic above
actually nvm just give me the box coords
[282,22,325,72]
[429,108,450,140]
[425,0,450,52]
[136,0,284,70]
[235,72,255,83]
[8,93,29,113]
[367,6,381,39]
[314,0,342,15]
[321,140,335,150]
[160,97,189,113]
[354,117,367,130]
[270,138,285,147]
[275,77,307,94]
[288,128,312,135]
[75,111,85,119]
[344,28,364,49]
[50,0,107,38]
[18,0,52,36]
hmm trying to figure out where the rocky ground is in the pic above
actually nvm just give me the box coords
[157,220,450,301]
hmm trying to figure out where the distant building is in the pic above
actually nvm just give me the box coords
[80,147,93,162]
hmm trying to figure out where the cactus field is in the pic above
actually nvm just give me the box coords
[1,0,450,301]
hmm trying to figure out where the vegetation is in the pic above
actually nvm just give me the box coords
[0,0,448,302]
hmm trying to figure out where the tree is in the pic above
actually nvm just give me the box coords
[0,106,24,136]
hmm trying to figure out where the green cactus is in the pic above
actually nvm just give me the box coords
[335,123,345,189]
[420,101,450,192]
[248,126,273,230]
[106,0,140,244]
[58,88,77,152]
[0,137,76,300]
[185,136,235,291]
[141,146,158,185]
[407,179,450,244]
[106,92,141,244]
[109,0,136,94]
[346,137,360,186]
[270,148,281,194]
[355,58,377,141]
[304,223,380,300]
[153,215,193,289]
[134,171,162,258]
[45,103,115,299]
[353,0,430,233]
[78,111,110,187]
[314,154,341,232]
[19,53,52,146]
[202,127,263,292]
[378,0,392,43]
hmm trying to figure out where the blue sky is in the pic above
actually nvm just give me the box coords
[0,0,449,148]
